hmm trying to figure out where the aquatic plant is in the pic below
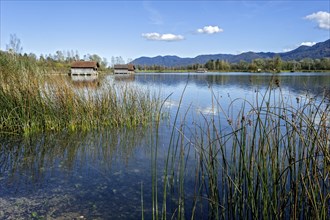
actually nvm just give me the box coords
[0,53,162,135]
[152,77,329,219]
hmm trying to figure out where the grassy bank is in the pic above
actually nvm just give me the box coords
[151,78,329,219]
[0,52,162,135]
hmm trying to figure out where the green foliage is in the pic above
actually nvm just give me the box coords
[153,79,329,219]
[0,52,161,135]
[137,57,330,72]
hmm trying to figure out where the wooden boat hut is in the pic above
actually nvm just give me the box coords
[113,64,135,74]
[71,61,100,76]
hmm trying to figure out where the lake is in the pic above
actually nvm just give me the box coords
[1,72,329,219]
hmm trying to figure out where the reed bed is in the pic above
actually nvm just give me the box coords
[0,53,161,135]
[152,78,329,219]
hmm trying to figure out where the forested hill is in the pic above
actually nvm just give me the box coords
[132,39,330,67]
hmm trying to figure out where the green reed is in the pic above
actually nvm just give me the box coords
[153,77,329,219]
[0,53,161,135]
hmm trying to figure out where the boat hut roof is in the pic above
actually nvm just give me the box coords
[71,61,100,68]
[114,64,135,71]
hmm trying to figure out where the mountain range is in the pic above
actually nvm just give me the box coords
[132,39,330,67]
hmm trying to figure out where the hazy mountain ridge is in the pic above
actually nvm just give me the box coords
[132,39,330,67]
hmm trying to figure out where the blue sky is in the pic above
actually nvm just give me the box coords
[1,0,329,62]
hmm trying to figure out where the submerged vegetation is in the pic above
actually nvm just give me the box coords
[0,51,161,135]
[151,78,329,219]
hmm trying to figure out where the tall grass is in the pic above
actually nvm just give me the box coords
[152,77,329,219]
[0,52,162,135]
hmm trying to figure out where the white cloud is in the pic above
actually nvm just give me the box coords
[196,106,217,115]
[300,41,316,47]
[142,33,184,41]
[283,41,317,52]
[197,25,223,34]
[305,11,330,30]
[283,48,292,52]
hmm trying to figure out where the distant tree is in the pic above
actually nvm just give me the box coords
[248,62,258,72]
[215,59,220,70]
[115,56,125,65]
[293,61,302,71]
[313,59,322,70]
[221,60,230,71]
[101,57,108,69]
[28,53,37,61]
[264,59,274,71]
[320,58,330,70]
[74,50,80,61]
[300,58,313,71]
[127,58,133,64]
[55,50,65,62]
[46,53,55,62]
[64,51,71,62]
[252,59,265,70]
[6,34,23,54]
[205,59,215,70]
[273,56,282,72]
[39,54,45,62]
[89,54,102,63]
[237,60,249,71]
[110,56,115,67]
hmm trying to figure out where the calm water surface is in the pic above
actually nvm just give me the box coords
[1,72,329,219]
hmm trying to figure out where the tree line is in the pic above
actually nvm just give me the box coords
[3,34,132,73]
[135,56,330,72]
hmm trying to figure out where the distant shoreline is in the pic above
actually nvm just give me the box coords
[135,70,330,74]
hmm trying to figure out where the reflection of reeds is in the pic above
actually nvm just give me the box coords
[154,77,329,219]
[0,126,150,184]
[0,55,161,135]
